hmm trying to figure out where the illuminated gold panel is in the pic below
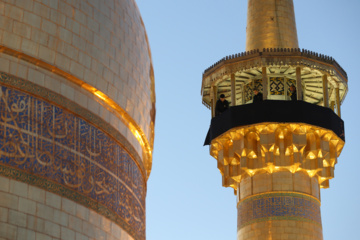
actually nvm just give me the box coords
[210,123,344,190]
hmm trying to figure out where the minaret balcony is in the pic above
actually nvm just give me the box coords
[202,49,347,191]
[204,100,345,190]
[201,48,348,118]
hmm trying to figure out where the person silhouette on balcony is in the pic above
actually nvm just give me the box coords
[215,94,229,116]
[289,85,297,101]
[253,89,263,103]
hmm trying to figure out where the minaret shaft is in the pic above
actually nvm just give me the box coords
[246,0,299,51]
[237,173,323,240]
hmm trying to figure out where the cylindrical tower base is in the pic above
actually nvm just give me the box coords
[237,171,323,240]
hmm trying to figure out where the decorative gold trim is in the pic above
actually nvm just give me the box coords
[0,45,153,178]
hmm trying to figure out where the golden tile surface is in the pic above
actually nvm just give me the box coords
[246,0,298,51]
[0,0,155,176]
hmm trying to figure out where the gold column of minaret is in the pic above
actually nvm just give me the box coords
[239,2,319,239]
[246,0,299,51]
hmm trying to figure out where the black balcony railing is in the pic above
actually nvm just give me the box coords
[204,100,345,145]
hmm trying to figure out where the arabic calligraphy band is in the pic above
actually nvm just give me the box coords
[0,75,146,240]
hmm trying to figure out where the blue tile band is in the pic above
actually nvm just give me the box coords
[0,81,145,240]
[237,192,321,229]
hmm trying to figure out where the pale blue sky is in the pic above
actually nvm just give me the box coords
[136,1,360,239]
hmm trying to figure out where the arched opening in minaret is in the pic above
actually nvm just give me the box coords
[213,66,341,103]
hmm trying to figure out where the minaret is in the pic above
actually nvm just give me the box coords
[201,0,347,239]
